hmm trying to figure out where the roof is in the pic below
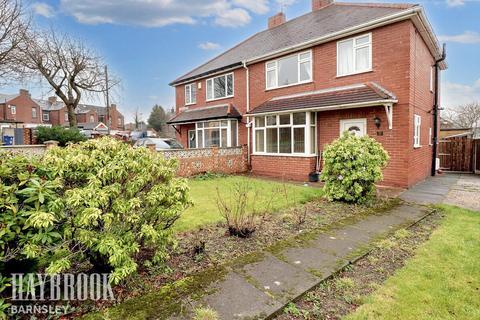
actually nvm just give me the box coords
[248,82,397,115]
[167,104,242,124]
[0,93,19,102]
[170,2,439,85]
[34,99,65,111]
[77,122,108,130]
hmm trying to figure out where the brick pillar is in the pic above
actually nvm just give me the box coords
[211,146,219,172]
[44,140,59,149]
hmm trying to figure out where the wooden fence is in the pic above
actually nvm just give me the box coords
[438,135,474,172]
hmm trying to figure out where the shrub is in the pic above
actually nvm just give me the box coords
[36,126,87,146]
[321,133,389,204]
[33,137,191,283]
[193,307,219,320]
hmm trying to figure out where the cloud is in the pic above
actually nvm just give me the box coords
[233,0,269,14]
[60,0,256,28]
[32,2,55,18]
[442,79,480,109]
[439,31,480,44]
[198,42,221,50]
[446,0,465,7]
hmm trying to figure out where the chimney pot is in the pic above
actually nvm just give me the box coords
[268,12,286,29]
[312,0,333,11]
[48,96,57,104]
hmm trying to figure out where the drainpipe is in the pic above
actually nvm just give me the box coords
[242,61,251,167]
[431,44,447,176]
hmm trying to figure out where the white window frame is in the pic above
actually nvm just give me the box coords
[10,105,16,115]
[43,112,49,121]
[64,112,69,122]
[337,33,372,77]
[206,73,234,102]
[185,83,196,105]
[32,107,37,118]
[193,119,238,148]
[414,114,421,148]
[188,130,196,149]
[265,50,313,90]
[429,127,433,146]
[253,112,317,157]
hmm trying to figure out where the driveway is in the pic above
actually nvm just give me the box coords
[445,174,480,212]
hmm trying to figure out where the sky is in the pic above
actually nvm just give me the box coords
[8,0,480,122]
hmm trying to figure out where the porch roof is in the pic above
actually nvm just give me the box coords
[167,104,242,125]
[247,83,397,115]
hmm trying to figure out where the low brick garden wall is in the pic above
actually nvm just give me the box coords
[0,144,47,156]
[160,146,248,177]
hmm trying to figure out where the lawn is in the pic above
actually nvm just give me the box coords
[174,175,323,231]
[345,205,480,320]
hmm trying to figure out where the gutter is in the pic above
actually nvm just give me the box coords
[431,44,447,176]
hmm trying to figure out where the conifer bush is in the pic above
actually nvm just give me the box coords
[321,133,389,204]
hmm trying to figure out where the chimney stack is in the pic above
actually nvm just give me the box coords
[268,12,286,29]
[312,0,333,11]
[48,96,57,104]
[19,89,30,97]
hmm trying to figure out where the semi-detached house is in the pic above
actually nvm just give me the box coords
[167,0,447,188]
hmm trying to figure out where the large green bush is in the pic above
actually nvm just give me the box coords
[321,133,389,204]
[0,138,190,284]
[36,126,87,146]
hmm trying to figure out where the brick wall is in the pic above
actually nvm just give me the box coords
[160,146,248,177]
[251,155,317,181]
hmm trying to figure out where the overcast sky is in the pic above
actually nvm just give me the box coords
[6,0,480,122]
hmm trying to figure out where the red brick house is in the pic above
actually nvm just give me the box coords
[0,89,42,127]
[167,0,447,188]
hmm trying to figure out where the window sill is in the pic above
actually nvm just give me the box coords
[265,80,313,92]
[414,145,422,149]
[185,102,196,106]
[252,153,317,158]
[206,95,234,103]
[336,69,373,78]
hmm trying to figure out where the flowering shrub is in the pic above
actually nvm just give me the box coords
[1,138,191,285]
[321,133,389,204]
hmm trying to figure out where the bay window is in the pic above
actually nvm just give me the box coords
[185,83,196,105]
[206,73,234,101]
[337,33,372,77]
[254,112,317,156]
[190,119,238,148]
[266,51,312,90]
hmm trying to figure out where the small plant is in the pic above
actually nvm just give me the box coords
[216,182,259,238]
[335,277,356,291]
[284,302,302,317]
[193,307,219,320]
[321,132,389,204]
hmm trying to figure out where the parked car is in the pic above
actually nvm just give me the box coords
[133,138,183,151]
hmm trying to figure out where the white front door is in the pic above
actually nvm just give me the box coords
[340,118,367,137]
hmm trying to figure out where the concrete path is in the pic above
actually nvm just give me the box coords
[444,174,480,212]
[164,174,461,319]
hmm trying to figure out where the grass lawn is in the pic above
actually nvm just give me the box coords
[174,175,323,232]
[345,205,480,320]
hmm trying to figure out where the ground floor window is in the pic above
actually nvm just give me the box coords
[254,112,317,156]
[190,119,238,148]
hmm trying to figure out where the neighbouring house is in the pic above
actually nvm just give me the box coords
[167,0,447,188]
[0,89,43,145]
[439,118,472,139]
[35,96,126,131]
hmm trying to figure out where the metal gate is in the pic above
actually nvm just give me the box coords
[439,135,474,172]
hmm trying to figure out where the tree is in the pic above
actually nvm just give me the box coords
[0,0,28,81]
[36,126,87,146]
[148,104,167,133]
[444,102,480,129]
[17,29,117,127]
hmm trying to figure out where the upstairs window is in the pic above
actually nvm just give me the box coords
[90,114,95,123]
[206,73,234,101]
[43,112,49,121]
[64,112,68,122]
[337,33,372,76]
[266,51,312,90]
[10,105,16,115]
[32,107,37,118]
[185,83,196,105]
[414,114,421,148]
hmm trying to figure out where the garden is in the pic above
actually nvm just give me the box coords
[3,132,454,320]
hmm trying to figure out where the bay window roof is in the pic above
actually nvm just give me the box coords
[248,83,397,115]
[167,104,242,125]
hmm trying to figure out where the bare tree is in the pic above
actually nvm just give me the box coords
[0,0,28,81]
[444,102,480,129]
[17,29,117,127]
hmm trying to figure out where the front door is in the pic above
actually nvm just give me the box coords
[340,118,367,137]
